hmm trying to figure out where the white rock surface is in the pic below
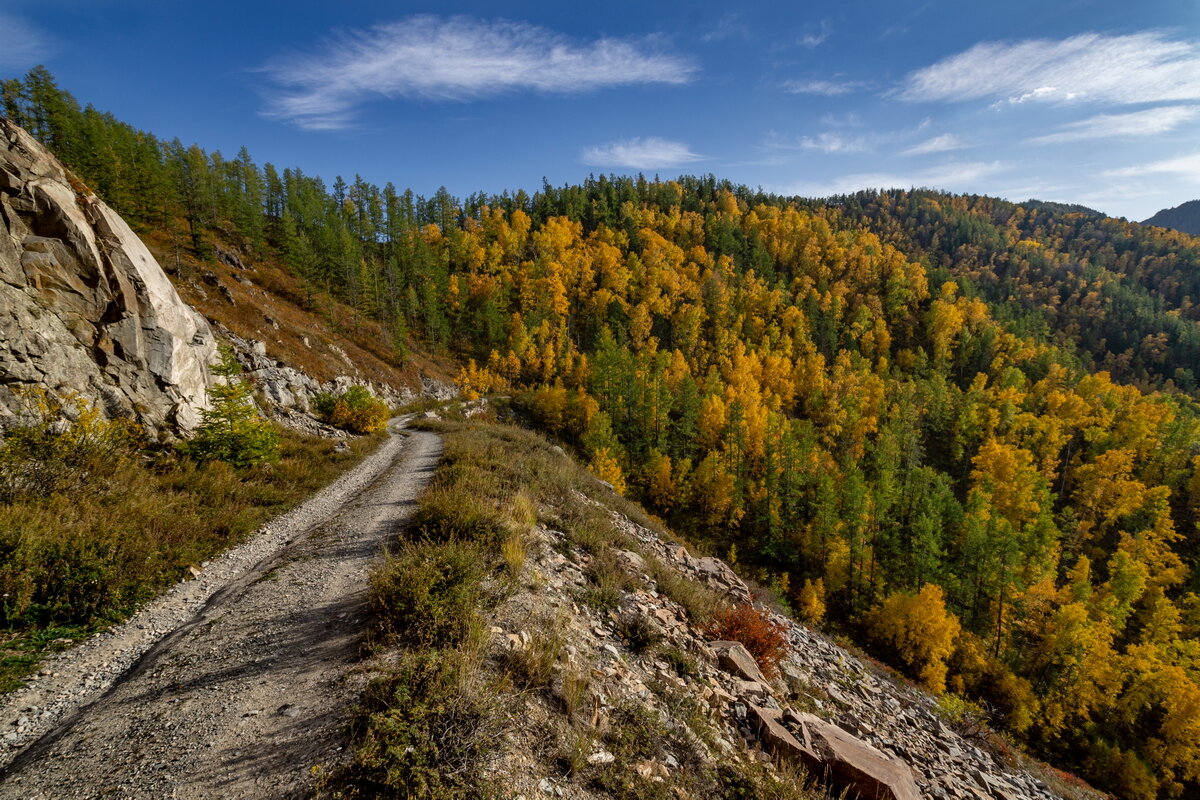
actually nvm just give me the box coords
[0,118,215,435]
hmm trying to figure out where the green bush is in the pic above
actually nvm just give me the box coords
[0,387,139,502]
[183,345,279,468]
[371,540,487,648]
[347,649,502,799]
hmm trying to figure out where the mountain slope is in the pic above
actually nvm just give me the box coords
[1143,200,1200,236]
[328,419,1092,800]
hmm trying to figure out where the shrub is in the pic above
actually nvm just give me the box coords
[934,692,990,740]
[0,387,139,501]
[706,603,788,679]
[660,646,700,680]
[346,649,501,798]
[316,385,389,434]
[581,548,633,611]
[615,609,663,653]
[184,345,278,468]
[370,540,486,648]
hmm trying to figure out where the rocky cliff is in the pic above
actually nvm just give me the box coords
[0,118,215,435]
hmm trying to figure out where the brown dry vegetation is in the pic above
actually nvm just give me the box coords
[0,427,384,692]
[144,229,453,390]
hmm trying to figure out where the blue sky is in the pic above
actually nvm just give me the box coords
[1,0,1197,220]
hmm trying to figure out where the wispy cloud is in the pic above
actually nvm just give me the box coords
[901,133,968,156]
[775,161,1007,198]
[783,78,866,96]
[581,137,704,170]
[819,112,863,128]
[1103,152,1200,181]
[765,131,870,154]
[1027,105,1200,144]
[898,31,1200,106]
[701,13,751,44]
[800,20,833,48]
[0,13,49,69]
[260,16,696,130]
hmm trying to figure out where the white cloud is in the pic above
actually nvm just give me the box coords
[1103,152,1200,181]
[819,112,863,127]
[1027,105,1200,144]
[0,13,49,69]
[898,31,1200,106]
[775,161,1007,198]
[701,13,751,44]
[901,133,968,156]
[260,16,696,130]
[766,131,870,154]
[783,79,864,96]
[800,21,833,48]
[581,137,704,170]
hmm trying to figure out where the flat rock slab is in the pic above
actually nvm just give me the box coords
[0,425,441,800]
[709,640,768,684]
[787,711,922,800]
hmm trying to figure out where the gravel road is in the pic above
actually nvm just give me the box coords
[0,420,441,799]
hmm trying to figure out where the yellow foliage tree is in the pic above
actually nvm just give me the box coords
[866,584,962,693]
[590,447,625,494]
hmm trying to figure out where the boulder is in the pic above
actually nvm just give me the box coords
[0,118,215,435]
[749,704,814,762]
[694,557,753,602]
[709,640,768,684]
[784,711,922,800]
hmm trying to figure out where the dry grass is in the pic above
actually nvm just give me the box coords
[504,615,567,690]
[147,229,455,392]
[0,427,384,692]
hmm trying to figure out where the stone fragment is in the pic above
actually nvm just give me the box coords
[709,641,768,684]
[784,712,922,800]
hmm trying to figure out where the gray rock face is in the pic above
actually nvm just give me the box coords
[0,119,215,435]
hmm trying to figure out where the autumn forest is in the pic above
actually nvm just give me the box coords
[5,68,1200,800]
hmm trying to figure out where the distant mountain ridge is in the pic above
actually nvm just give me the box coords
[1142,199,1200,235]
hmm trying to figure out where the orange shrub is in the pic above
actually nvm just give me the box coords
[707,603,788,678]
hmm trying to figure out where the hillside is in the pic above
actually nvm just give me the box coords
[3,68,1200,799]
[1143,200,1200,237]
[325,418,1091,800]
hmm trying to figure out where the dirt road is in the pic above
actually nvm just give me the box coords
[0,422,440,799]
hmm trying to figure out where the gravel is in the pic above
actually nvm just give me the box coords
[0,418,441,798]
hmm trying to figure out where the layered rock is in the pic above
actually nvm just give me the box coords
[0,119,215,435]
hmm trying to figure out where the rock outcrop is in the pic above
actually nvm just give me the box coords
[0,119,215,435]
[215,325,452,437]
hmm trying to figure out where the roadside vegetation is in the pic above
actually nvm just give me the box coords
[314,385,392,434]
[325,419,818,800]
[0,386,385,692]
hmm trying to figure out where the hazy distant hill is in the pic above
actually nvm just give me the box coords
[1142,199,1200,235]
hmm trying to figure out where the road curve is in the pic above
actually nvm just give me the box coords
[0,421,441,799]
